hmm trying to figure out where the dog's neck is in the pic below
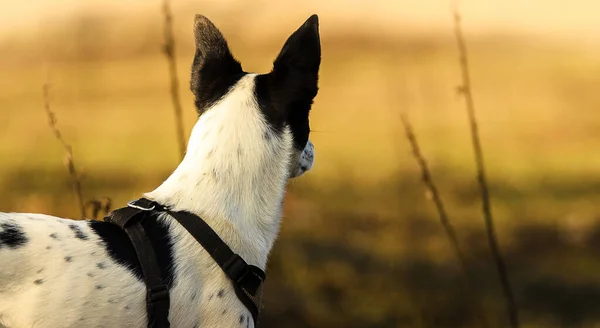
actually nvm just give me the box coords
[145,75,292,269]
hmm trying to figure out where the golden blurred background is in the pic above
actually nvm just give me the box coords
[1,0,600,327]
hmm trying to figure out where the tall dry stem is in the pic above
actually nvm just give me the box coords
[42,83,86,219]
[162,0,186,160]
[85,197,113,220]
[399,112,489,328]
[452,2,519,327]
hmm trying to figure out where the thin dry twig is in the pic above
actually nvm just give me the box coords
[85,197,113,220]
[399,112,490,328]
[452,2,519,327]
[162,0,186,160]
[42,83,86,219]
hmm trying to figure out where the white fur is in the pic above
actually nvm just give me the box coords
[0,74,315,327]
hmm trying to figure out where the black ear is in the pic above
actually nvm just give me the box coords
[273,14,321,81]
[255,15,321,150]
[268,14,321,107]
[190,15,245,113]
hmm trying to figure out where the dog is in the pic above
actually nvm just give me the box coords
[0,13,320,328]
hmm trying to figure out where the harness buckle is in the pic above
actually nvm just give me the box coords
[147,285,169,303]
[223,254,250,284]
[128,199,156,211]
[223,254,264,295]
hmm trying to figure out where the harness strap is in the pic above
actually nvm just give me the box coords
[105,198,265,327]
[105,203,171,328]
[105,198,266,328]
[165,209,265,323]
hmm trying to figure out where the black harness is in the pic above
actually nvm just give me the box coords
[104,198,265,327]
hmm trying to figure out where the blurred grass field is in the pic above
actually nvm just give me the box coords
[2,1,600,327]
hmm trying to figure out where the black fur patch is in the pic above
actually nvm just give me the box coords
[190,15,246,115]
[88,212,175,288]
[254,15,320,151]
[0,221,28,249]
[69,224,89,240]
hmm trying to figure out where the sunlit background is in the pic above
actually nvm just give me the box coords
[2,0,600,327]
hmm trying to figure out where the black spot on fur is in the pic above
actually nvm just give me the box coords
[36,268,44,274]
[218,289,225,298]
[69,224,89,240]
[239,315,245,324]
[88,212,175,288]
[95,285,104,290]
[49,233,58,240]
[246,315,250,328]
[254,15,320,151]
[87,272,95,278]
[34,279,44,285]
[222,309,227,315]
[263,131,272,141]
[46,245,52,250]
[191,292,197,301]
[0,221,28,249]
[190,15,246,115]
[96,262,106,269]
[64,256,73,262]
[124,305,131,310]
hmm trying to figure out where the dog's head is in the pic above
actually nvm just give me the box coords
[189,14,320,179]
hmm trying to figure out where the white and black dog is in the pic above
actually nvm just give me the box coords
[0,13,320,328]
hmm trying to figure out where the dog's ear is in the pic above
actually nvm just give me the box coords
[190,14,244,112]
[269,14,320,101]
[255,15,320,150]
[272,14,321,78]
